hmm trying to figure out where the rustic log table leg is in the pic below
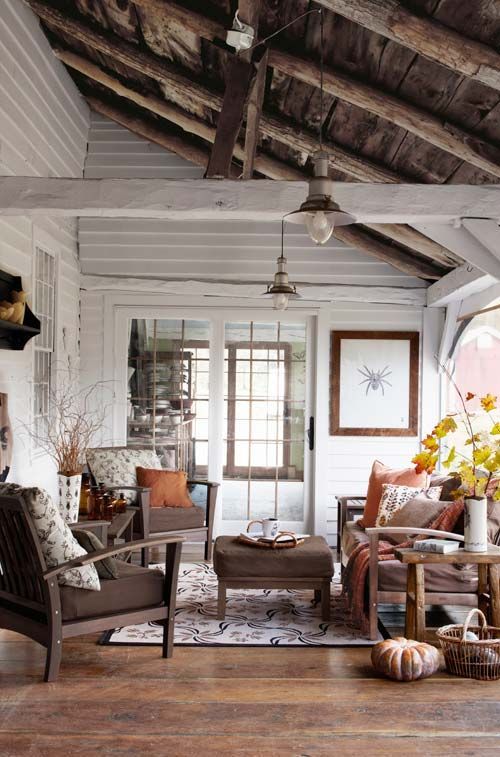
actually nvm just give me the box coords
[478,563,489,618]
[217,581,226,620]
[488,564,500,627]
[405,564,416,639]
[414,563,425,641]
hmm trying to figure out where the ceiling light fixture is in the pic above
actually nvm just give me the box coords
[284,9,355,244]
[263,221,300,311]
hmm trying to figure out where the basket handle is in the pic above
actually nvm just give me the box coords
[247,520,263,533]
[461,608,488,641]
[271,531,298,549]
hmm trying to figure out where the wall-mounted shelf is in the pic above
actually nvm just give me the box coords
[0,269,40,350]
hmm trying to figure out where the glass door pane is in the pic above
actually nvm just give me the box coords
[223,321,307,523]
[127,318,209,479]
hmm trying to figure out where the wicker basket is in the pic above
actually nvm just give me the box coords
[437,609,500,680]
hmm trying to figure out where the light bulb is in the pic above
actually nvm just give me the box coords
[305,211,334,245]
[272,292,289,311]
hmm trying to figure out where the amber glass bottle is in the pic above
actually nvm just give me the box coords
[114,492,127,514]
[79,472,91,516]
[87,486,97,520]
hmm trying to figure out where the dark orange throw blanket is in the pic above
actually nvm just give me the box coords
[342,500,464,634]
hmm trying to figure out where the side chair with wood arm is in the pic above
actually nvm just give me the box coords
[0,494,184,681]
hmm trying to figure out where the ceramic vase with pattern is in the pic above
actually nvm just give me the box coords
[464,496,488,553]
[58,473,82,524]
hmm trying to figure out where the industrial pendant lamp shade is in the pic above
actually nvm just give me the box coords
[262,221,300,311]
[265,254,299,311]
[286,151,356,244]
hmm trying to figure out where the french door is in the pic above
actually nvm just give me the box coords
[117,309,314,536]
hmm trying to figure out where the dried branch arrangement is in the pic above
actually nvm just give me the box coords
[25,373,108,476]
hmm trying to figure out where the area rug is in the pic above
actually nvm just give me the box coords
[102,562,383,647]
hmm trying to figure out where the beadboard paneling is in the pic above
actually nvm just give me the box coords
[0,0,89,499]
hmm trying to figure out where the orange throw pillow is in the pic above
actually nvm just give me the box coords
[358,460,427,528]
[136,468,193,508]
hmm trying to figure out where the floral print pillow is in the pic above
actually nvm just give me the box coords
[375,483,443,527]
[86,448,161,503]
[0,483,100,591]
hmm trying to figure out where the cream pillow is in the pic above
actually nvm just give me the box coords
[375,483,442,527]
[86,447,162,504]
[0,483,100,591]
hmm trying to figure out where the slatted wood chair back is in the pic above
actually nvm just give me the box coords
[0,495,47,612]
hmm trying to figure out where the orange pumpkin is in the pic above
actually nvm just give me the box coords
[371,637,440,681]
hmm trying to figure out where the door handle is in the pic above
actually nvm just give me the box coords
[307,416,314,451]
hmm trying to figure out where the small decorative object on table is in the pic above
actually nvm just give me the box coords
[371,637,440,681]
[437,609,500,680]
[412,370,500,553]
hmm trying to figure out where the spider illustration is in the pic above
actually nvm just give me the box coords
[357,365,392,395]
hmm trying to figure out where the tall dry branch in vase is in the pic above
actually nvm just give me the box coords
[25,372,107,522]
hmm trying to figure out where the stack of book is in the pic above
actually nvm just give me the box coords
[413,538,461,554]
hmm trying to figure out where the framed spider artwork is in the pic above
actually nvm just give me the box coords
[330,331,419,436]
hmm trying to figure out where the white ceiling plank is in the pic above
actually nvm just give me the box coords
[426,264,495,307]
[414,223,500,280]
[3,177,500,221]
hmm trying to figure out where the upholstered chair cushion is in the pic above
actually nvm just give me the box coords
[0,483,100,591]
[60,562,165,620]
[86,447,161,503]
[136,468,193,508]
[149,504,205,533]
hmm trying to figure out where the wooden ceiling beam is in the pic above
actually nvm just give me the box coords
[205,0,262,178]
[317,0,500,92]
[38,7,402,183]
[57,48,452,274]
[132,0,500,179]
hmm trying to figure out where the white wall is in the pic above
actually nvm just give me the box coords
[80,114,443,545]
[0,0,89,497]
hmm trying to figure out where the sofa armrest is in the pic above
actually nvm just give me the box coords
[365,527,464,542]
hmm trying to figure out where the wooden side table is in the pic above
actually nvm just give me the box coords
[394,546,500,642]
[72,508,136,552]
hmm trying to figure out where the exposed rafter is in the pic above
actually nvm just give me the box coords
[55,48,455,275]
[131,0,500,179]
[316,0,500,92]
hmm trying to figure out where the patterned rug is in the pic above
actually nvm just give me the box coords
[102,562,383,647]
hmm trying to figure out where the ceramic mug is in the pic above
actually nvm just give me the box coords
[248,518,279,538]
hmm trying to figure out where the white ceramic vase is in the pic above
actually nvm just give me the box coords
[58,473,82,524]
[464,496,488,553]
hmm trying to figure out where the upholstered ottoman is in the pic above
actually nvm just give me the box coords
[213,535,334,620]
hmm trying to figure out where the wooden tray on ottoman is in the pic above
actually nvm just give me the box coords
[237,531,305,549]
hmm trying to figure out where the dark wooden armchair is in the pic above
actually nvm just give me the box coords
[0,494,184,681]
[87,447,219,565]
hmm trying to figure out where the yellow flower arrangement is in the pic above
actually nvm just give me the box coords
[412,373,500,500]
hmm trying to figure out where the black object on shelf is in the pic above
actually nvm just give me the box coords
[0,269,40,350]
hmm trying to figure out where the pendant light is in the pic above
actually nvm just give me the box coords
[263,221,300,311]
[285,9,355,244]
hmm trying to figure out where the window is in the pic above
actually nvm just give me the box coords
[127,319,210,478]
[223,321,307,521]
[33,247,56,442]
[444,298,500,458]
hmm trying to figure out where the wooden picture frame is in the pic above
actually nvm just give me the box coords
[330,331,419,437]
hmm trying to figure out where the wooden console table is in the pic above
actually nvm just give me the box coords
[394,545,500,642]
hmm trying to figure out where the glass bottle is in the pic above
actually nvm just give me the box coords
[87,486,97,520]
[103,491,114,521]
[79,472,91,517]
[114,492,127,514]
[95,483,106,520]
